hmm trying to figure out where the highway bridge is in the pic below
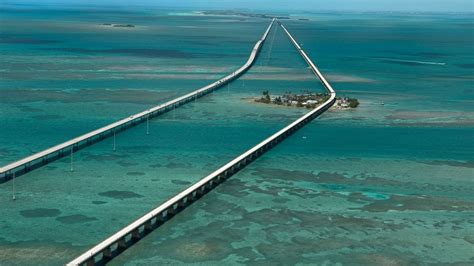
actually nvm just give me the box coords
[0,19,276,183]
[67,20,336,266]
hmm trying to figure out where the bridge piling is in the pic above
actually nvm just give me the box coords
[70,147,74,172]
[102,247,112,261]
[146,115,149,135]
[131,229,140,241]
[113,131,116,151]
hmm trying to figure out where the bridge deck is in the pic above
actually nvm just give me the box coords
[0,19,275,182]
[67,20,336,266]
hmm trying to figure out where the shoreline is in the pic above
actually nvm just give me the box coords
[243,97,357,111]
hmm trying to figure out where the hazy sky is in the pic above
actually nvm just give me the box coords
[4,0,474,12]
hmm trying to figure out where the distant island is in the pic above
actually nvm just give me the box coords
[200,11,290,20]
[254,91,359,109]
[101,23,135,28]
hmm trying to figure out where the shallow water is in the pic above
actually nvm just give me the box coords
[0,6,328,264]
[1,6,473,266]
[110,11,474,266]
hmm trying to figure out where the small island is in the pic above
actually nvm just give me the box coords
[254,90,359,109]
[200,11,290,20]
[113,24,135,28]
[101,23,135,28]
[334,97,359,109]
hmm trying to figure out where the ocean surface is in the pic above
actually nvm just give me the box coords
[0,5,473,265]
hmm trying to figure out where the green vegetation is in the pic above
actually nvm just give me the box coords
[348,98,359,108]
[335,97,359,109]
[259,90,271,103]
[254,90,359,110]
[113,24,135,28]
[255,90,327,108]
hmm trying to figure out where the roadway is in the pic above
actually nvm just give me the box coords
[67,19,336,266]
[0,19,276,182]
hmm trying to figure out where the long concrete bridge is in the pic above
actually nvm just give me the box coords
[67,20,336,266]
[0,19,275,183]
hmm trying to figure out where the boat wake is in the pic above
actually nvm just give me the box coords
[378,58,446,66]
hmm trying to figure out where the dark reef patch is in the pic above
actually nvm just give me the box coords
[201,197,245,216]
[171,180,192,185]
[56,214,97,224]
[92,201,107,205]
[456,63,474,69]
[464,235,474,244]
[165,162,192,169]
[0,147,17,157]
[216,179,250,198]
[82,152,130,162]
[246,183,300,198]
[31,114,64,120]
[98,190,144,199]
[251,167,421,191]
[116,161,139,167]
[201,111,216,116]
[16,105,43,113]
[126,171,145,176]
[273,197,290,204]
[416,52,449,58]
[20,208,61,218]
[242,208,295,226]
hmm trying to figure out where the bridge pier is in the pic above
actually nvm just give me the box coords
[102,246,113,261]
[85,258,95,266]
[187,193,195,203]
[143,221,153,234]
[201,183,210,193]
[131,228,140,241]
[177,198,186,209]
[117,238,127,253]
[166,206,175,217]
[153,215,164,228]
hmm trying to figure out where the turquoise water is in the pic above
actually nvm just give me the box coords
[0,7,262,164]
[1,5,473,265]
[111,11,474,266]
[0,6,327,265]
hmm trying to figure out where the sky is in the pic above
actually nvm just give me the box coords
[3,0,474,12]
